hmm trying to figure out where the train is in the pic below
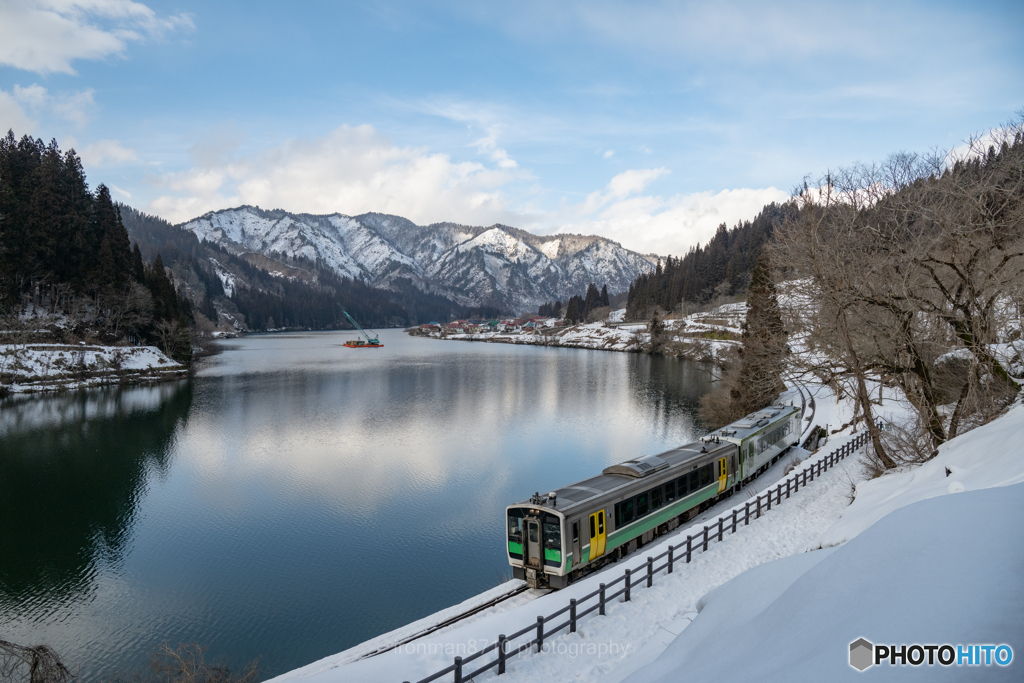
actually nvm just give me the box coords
[506,404,802,589]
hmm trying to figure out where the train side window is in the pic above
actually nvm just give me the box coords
[652,487,662,509]
[543,515,561,552]
[590,516,595,538]
[665,480,676,502]
[623,499,634,524]
[700,464,711,486]
[688,470,699,491]
[636,493,648,517]
[573,521,579,542]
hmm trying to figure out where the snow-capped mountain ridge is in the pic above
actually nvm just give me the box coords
[179,206,659,311]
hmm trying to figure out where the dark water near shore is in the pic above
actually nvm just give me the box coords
[0,330,714,680]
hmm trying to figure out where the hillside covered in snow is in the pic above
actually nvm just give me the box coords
[179,207,659,312]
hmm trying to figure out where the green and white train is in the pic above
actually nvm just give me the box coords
[507,404,801,588]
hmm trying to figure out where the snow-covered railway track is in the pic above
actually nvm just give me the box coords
[360,585,532,659]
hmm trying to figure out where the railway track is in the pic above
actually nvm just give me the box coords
[360,584,532,659]
[365,384,818,663]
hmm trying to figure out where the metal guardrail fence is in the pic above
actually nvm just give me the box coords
[403,429,872,683]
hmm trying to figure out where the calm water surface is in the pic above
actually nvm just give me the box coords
[0,330,714,680]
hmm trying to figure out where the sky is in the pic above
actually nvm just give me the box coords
[1,0,1021,257]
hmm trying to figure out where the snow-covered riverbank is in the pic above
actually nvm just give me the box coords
[0,343,187,394]
[414,304,746,364]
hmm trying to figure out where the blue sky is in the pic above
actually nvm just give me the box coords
[1,1,1021,256]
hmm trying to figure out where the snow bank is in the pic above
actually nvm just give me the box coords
[626,482,1024,683]
[0,343,186,393]
[817,399,1024,548]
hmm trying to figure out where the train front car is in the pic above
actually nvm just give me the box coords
[507,495,566,589]
[505,440,739,590]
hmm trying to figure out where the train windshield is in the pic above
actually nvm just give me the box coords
[507,508,525,544]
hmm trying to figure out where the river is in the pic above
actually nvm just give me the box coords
[0,329,714,680]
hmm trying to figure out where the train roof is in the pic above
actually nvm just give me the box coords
[510,439,735,515]
[709,404,799,443]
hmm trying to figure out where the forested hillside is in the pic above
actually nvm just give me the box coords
[0,132,192,361]
[626,202,798,319]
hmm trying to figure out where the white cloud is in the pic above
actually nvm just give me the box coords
[80,138,137,166]
[606,167,669,199]
[148,124,523,226]
[50,88,95,127]
[7,83,96,128]
[109,183,131,198]
[0,89,38,134]
[561,186,791,256]
[0,0,194,75]
[13,84,48,109]
[603,149,615,159]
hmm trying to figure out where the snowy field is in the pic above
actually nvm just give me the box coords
[0,343,185,393]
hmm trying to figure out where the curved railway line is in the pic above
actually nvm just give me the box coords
[365,382,821,657]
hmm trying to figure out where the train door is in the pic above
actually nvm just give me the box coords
[525,517,542,567]
[572,521,581,568]
[588,510,606,560]
[717,457,728,493]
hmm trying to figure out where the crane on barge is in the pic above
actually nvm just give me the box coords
[342,311,383,348]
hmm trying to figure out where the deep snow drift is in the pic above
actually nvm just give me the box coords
[627,483,1023,682]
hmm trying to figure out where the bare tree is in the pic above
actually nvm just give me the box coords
[0,639,76,683]
[774,117,1024,468]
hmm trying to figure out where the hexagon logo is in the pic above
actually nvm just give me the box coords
[850,638,874,671]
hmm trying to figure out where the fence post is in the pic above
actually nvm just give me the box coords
[624,569,631,602]
[703,525,709,551]
[744,501,750,526]
[498,635,507,675]
[536,616,544,653]
[570,598,577,633]
[599,583,606,616]
[454,656,463,683]
[757,494,762,518]
[686,535,693,563]
[668,544,674,573]
[647,557,654,587]
[786,479,791,499]
[732,508,738,533]
[718,517,724,542]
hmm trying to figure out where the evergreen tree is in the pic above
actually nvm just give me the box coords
[582,283,601,319]
[92,185,133,292]
[732,253,787,412]
[600,284,610,307]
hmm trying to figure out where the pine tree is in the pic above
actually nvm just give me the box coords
[733,253,787,412]
[600,284,609,307]
[582,283,600,320]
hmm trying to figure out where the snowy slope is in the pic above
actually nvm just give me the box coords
[627,484,1023,683]
[179,207,658,311]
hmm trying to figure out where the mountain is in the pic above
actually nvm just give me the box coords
[178,206,659,311]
